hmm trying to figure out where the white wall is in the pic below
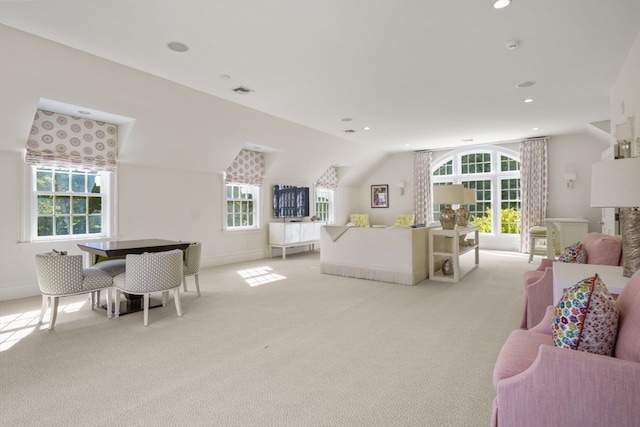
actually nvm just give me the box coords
[611,31,640,157]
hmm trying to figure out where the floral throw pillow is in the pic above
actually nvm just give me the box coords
[552,274,619,356]
[350,214,370,228]
[558,242,587,263]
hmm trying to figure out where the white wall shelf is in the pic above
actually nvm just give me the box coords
[428,226,479,283]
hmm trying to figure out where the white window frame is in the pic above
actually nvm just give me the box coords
[224,183,261,231]
[432,145,520,237]
[24,165,117,242]
[314,187,335,224]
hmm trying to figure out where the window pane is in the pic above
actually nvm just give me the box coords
[71,173,85,192]
[36,170,53,191]
[88,216,102,234]
[72,196,87,214]
[54,172,69,192]
[73,216,87,234]
[38,195,54,215]
[55,216,70,235]
[88,197,102,214]
[38,217,53,236]
[55,196,71,214]
[434,160,452,176]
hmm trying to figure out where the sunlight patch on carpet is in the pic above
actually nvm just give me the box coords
[237,266,287,287]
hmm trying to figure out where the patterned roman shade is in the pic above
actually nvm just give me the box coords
[225,149,265,185]
[26,109,118,171]
[315,166,338,190]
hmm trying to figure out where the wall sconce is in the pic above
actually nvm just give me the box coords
[564,173,576,190]
[397,181,405,196]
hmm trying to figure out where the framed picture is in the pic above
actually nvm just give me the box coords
[371,184,389,208]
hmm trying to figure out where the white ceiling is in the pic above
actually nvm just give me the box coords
[1,0,638,153]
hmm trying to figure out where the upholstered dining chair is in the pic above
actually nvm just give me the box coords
[35,252,114,330]
[112,249,183,326]
[182,242,202,296]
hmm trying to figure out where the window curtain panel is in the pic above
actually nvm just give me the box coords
[413,151,433,225]
[26,109,118,171]
[315,166,338,190]
[520,138,548,252]
[225,149,265,186]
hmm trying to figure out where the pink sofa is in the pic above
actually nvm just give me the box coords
[492,269,640,427]
[520,232,622,329]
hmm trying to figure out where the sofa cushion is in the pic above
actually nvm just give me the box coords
[615,270,640,362]
[394,214,415,227]
[582,233,622,265]
[557,242,587,264]
[349,214,370,228]
[493,329,552,386]
[552,274,619,356]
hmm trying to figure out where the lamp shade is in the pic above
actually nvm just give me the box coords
[433,184,465,205]
[590,158,640,208]
[463,188,476,204]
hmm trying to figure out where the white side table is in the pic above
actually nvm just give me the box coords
[428,226,479,282]
[552,263,627,303]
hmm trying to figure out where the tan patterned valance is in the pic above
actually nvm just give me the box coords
[315,166,338,190]
[225,149,265,186]
[26,109,118,171]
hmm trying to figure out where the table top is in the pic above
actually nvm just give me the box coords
[77,239,190,257]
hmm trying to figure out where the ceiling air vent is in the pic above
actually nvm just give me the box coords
[344,129,356,133]
[232,86,254,95]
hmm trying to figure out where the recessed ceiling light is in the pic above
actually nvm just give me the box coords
[220,74,230,80]
[493,0,511,9]
[167,42,189,52]
[516,81,535,88]
[532,127,539,131]
[505,40,520,50]
[404,144,410,147]
[524,98,535,103]
[363,126,371,131]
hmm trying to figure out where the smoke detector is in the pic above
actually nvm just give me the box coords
[505,40,520,50]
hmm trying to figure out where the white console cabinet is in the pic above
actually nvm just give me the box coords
[269,221,324,259]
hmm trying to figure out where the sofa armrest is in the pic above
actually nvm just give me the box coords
[527,305,554,335]
[535,258,555,272]
[521,267,554,329]
[495,345,640,427]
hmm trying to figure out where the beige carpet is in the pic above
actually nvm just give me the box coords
[0,249,533,427]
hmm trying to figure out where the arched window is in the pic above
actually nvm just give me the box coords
[432,146,521,236]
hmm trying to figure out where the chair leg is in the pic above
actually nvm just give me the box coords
[49,296,60,330]
[106,288,112,319]
[183,276,188,293]
[173,287,182,317]
[38,295,49,326]
[529,237,535,263]
[162,291,169,306]
[143,294,150,326]
[114,290,121,318]
[194,273,201,297]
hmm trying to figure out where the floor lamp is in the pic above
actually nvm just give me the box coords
[590,157,640,278]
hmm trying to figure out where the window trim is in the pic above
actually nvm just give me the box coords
[223,183,261,231]
[24,164,117,243]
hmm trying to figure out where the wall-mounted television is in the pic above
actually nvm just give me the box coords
[273,185,310,218]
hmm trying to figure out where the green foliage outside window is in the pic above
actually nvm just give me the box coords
[469,207,521,234]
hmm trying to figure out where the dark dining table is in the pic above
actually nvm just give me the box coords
[77,239,190,314]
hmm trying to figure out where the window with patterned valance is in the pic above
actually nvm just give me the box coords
[224,149,265,186]
[26,109,118,171]
[315,166,338,190]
